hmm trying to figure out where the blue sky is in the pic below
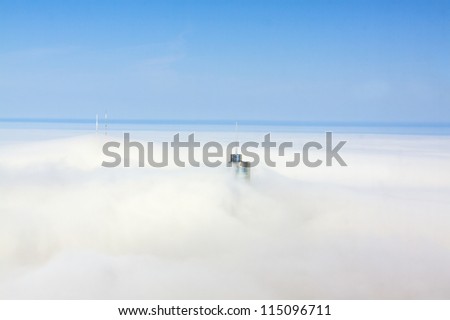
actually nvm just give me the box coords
[0,0,449,122]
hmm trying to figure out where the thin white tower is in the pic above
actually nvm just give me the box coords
[104,111,108,135]
[235,121,239,154]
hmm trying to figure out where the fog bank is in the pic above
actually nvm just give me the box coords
[1,131,450,299]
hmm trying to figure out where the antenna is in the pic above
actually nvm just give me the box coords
[234,121,238,154]
[229,121,241,164]
[104,111,108,135]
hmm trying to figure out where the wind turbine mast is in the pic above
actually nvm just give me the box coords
[104,111,108,135]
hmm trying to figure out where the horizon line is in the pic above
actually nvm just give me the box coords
[1,117,450,128]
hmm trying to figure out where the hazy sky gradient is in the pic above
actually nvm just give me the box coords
[0,0,449,121]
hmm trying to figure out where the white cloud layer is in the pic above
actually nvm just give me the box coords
[0,130,450,299]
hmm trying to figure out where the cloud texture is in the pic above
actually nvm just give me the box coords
[0,131,450,299]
